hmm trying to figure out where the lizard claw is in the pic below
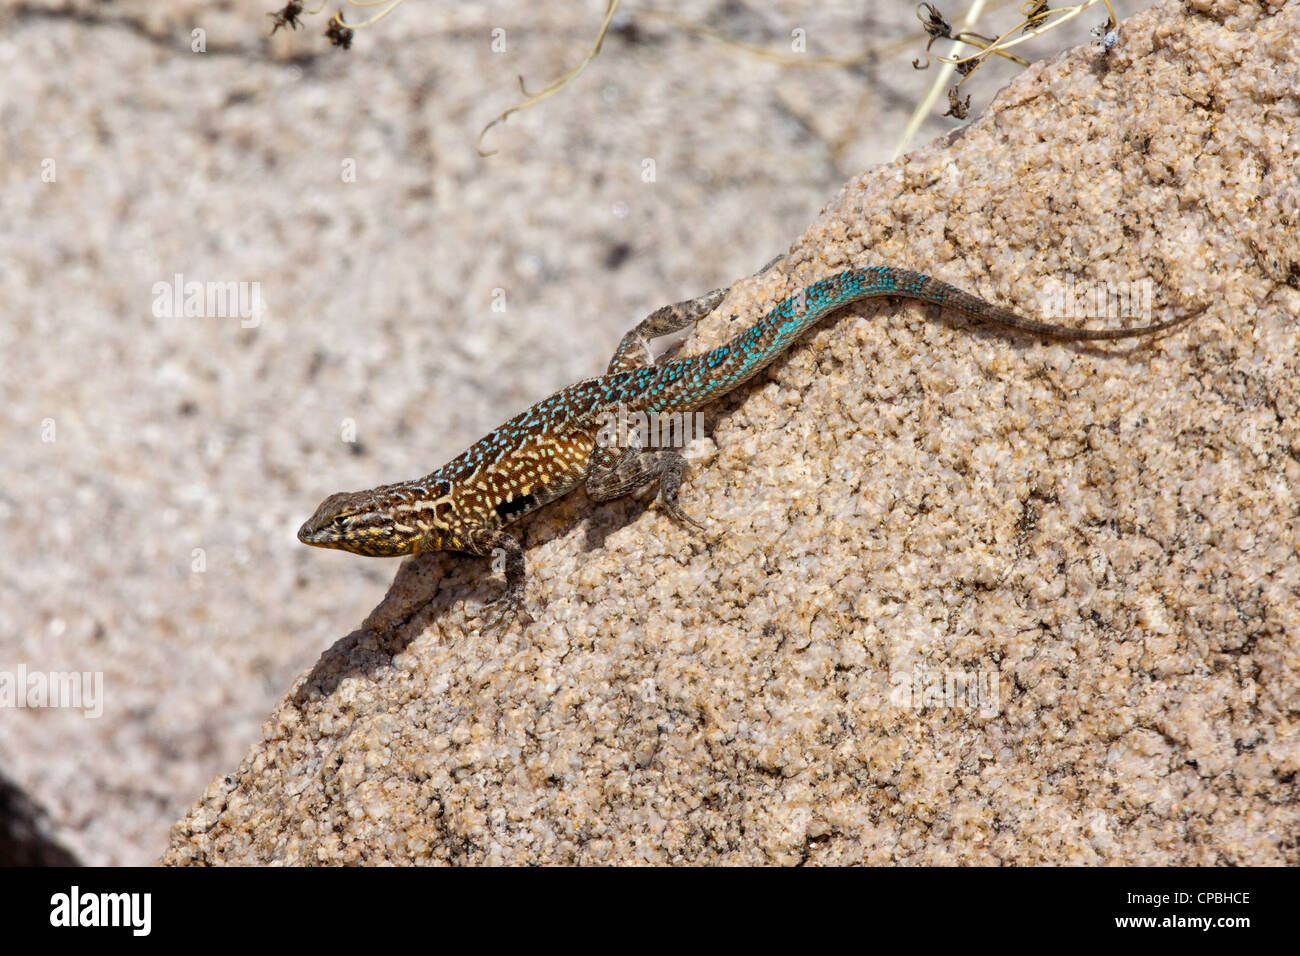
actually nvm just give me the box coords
[478,587,529,631]
[655,493,721,545]
[655,492,703,529]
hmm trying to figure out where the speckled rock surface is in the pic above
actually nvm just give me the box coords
[162,0,1299,865]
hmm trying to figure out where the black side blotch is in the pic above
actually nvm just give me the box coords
[495,493,538,520]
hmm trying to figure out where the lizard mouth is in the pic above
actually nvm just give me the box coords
[297,491,357,546]
[296,519,327,545]
[297,518,340,547]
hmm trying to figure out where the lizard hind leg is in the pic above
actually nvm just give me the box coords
[606,287,730,374]
[604,255,785,375]
[585,446,709,534]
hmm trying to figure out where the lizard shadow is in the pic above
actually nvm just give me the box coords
[813,298,1183,359]
[573,302,1179,566]
[289,493,595,707]
[289,548,466,706]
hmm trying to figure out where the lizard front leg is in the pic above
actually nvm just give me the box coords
[466,526,527,628]
[585,446,706,532]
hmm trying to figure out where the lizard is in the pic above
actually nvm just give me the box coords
[298,259,1188,626]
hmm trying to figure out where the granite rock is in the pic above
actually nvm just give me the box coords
[163,0,1300,865]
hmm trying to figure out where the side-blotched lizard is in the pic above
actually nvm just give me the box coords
[299,260,1186,625]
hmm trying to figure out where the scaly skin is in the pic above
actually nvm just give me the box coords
[298,261,1188,626]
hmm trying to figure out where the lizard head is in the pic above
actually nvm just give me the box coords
[298,485,444,557]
